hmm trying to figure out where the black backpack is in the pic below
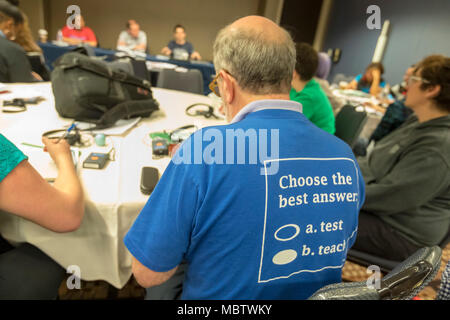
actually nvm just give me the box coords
[51,52,159,129]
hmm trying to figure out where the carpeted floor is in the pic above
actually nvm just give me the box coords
[341,243,450,300]
[58,243,450,300]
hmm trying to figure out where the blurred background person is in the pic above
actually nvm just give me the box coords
[353,54,450,261]
[161,24,201,60]
[0,0,37,82]
[60,14,97,47]
[346,62,386,96]
[290,42,335,134]
[117,19,147,53]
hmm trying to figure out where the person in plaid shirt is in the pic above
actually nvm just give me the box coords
[437,260,450,300]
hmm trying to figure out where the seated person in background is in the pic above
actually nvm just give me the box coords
[354,65,416,157]
[353,54,450,261]
[346,62,386,96]
[6,1,41,53]
[0,135,84,299]
[161,24,201,60]
[314,52,346,115]
[0,0,37,82]
[61,14,97,47]
[117,20,147,53]
[13,11,49,80]
[125,15,364,300]
[290,43,335,134]
[366,66,415,143]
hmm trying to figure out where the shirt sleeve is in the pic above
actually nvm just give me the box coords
[369,100,406,142]
[362,149,449,215]
[0,134,28,182]
[124,160,200,272]
[0,55,8,83]
[139,32,147,46]
[5,46,35,83]
[354,74,362,83]
[85,28,97,43]
[186,42,194,55]
[118,31,126,43]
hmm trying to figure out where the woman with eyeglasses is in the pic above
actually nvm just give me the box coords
[352,54,450,261]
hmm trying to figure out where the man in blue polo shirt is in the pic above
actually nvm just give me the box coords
[124,15,365,300]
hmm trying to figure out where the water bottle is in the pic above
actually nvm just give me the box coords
[57,30,63,42]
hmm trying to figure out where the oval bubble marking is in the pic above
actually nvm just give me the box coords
[274,224,300,242]
[272,249,298,265]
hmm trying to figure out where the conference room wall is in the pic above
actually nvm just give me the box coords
[322,0,450,85]
[18,0,45,39]
[41,0,264,61]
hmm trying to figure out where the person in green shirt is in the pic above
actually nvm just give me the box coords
[290,43,335,134]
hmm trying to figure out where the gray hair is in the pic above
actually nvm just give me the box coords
[213,24,296,95]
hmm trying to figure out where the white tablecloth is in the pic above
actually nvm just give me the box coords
[0,82,224,288]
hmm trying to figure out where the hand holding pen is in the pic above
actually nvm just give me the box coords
[56,122,77,143]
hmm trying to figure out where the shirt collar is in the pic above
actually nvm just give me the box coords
[230,99,303,124]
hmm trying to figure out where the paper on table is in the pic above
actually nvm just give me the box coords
[21,144,57,180]
[21,145,79,181]
[76,117,141,136]
[146,61,177,70]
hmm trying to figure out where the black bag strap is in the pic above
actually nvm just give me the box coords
[93,99,160,129]
[55,53,152,90]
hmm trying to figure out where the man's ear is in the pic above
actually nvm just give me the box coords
[425,84,441,99]
[220,70,235,105]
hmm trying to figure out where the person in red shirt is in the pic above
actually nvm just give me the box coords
[61,14,97,47]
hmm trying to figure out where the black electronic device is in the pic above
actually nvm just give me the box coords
[82,152,109,169]
[152,139,169,156]
[140,166,159,195]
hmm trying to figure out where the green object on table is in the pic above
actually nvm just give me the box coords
[21,142,44,149]
[149,131,172,143]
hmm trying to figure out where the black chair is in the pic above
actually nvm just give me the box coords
[334,104,368,148]
[156,68,203,95]
[26,52,51,81]
[347,229,450,274]
[309,246,442,300]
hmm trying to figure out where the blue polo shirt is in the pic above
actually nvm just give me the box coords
[124,100,365,299]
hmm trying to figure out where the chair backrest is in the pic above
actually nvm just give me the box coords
[156,68,203,94]
[26,52,51,81]
[310,246,442,300]
[334,105,368,148]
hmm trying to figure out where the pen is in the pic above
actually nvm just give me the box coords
[56,123,76,143]
[21,142,44,149]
